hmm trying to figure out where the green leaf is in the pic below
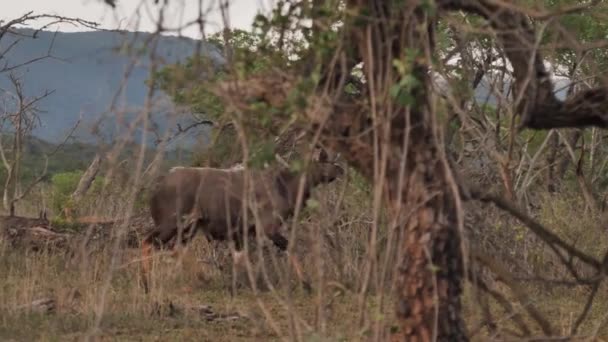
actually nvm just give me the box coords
[306,198,320,210]
[248,141,276,169]
[400,74,420,89]
[290,159,304,173]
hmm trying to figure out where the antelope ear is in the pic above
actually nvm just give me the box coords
[312,145,329,163]
[319,149,330,163]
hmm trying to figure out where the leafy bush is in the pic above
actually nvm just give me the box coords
[50,170,104,218]
[50,171,81,216]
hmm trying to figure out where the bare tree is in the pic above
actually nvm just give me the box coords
[0,12,99,74]
[0,74,53,215]
[0,12,99,216]
[71,153,103,203]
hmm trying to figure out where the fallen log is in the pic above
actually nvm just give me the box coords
[150,300,248,322]
[0,215,70,251]
[0,214,151,252]
[16,298,56,314]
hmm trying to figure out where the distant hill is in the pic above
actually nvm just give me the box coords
[0,28,224,150]
[0,134,194,186]
[0,27,573,160]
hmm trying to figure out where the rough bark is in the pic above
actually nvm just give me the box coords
[360,3,463,339]
[358,3,466,338]
[393,144,466,340]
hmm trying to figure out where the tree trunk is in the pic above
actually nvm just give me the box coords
[546,132,559,193]
[71,154,102,202]
[389,140,466,340]
[556,130,581,181]
[3,128,20,214]
[12,109,23,215]
[3,165,14,214]
[345,1,467,339]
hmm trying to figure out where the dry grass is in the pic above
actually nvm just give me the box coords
[0,235,366,341]
[3,171,608,341]
[0,177,387,341]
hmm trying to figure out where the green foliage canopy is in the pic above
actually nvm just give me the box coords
[152,1,348,168]
[49,170,104,217]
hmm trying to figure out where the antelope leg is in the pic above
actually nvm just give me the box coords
[233,250,246,268]
[230,248,248,297]
[268,232,312,292]
[268,232,288,251]
[172,219,199,259]
[288,252,312,293]
[140,222,177,293]
[141,240,153,294]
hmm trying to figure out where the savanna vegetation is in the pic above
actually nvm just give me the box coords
[3,0,608,341]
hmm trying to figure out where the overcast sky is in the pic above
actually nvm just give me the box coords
[3,0,270,38]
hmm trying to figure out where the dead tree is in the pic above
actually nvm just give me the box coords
[70,154,103,201]
[0,74,53,215]
[0,13,97,216]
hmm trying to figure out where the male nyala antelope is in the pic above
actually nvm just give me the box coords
[141,158,343,292]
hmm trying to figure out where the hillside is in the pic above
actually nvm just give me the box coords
[0,28,572,169]
[0,28,223,149]
[0,134,193,186]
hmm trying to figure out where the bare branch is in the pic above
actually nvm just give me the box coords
[468,269,531,337]
[439,0,608,130]
[466,188,602,270]
[48,118,81,157]
[10,155,48,204]
[154,118,215,145]
[571,280,601,335]
[0,132,11,172]
[471,247,554,336]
